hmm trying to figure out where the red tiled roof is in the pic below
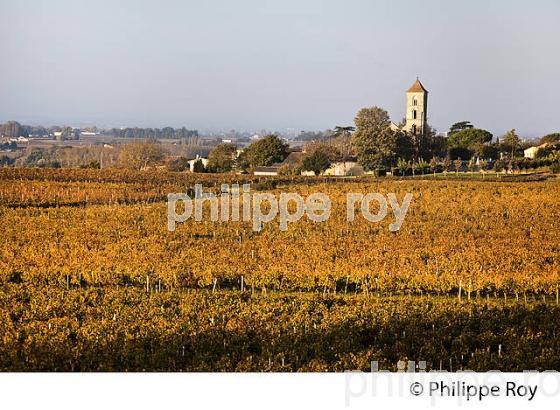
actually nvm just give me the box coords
[407,79,428,93]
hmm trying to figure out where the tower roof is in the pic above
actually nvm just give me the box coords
[407,78,428,93]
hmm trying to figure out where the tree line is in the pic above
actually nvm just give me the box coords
[108,127,198,139]
[0,121,199,141]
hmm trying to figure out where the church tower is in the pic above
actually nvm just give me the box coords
[404,78,428,135]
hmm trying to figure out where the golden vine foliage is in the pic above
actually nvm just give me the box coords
[0,170,558,295]
[0,169,559,371]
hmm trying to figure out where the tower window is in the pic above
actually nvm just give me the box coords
[412,110,417,119]
[412,97,417,106]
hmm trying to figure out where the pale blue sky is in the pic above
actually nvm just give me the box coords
[1,0,559,136]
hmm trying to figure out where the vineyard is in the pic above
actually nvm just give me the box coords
[0,168,559,371]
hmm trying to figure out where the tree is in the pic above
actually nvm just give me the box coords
[328,126,354,160]
[429,157,439,177]
[448,121,474,136]
[352,106,397,172]
[167,157,190,172]
[448,146,472,160]
[1,121,28,138]
[473,143,499,160]
[395,131,415,161]
[536,143,560,159]
[241,135,289,169]
[118,141,166,170]
[427,133,447,159]
[301,150,331,175]
[453,158,463,175]
[416,158,428,175]
[192,158,206,173]
[304,141,341,162]
[493,159,504,175]
[207,143,237,172]
[540,133,560,145]
[447,128,493,150]
[409,123,436,160]
[442,157,451,175]
[395,158,408,176]
[500,129,522,159]
[478,159,488,178]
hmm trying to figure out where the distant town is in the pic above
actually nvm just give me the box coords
[2,80,559,176]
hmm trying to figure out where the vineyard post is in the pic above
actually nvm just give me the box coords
[240,275,244,292]
[158,278,161,293]
[468,280,472,301]
[146,275,149,293]
[212,277,217,293]
[458,280,462,301]
[557,285,559,305]
[344,276,349,294]
[66,275,70,291]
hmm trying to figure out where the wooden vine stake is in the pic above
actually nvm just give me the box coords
[458,280,462,301]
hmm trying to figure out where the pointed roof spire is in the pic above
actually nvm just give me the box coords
[407,78,428,93]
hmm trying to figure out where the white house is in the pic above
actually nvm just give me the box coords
[323,160,364,176]
[524,143,547,159]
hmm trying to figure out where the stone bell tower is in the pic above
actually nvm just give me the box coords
[404,78,428,135]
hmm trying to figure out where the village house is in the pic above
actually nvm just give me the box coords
[524,143,547,159]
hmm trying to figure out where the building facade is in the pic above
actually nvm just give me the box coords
[404,78,428,135]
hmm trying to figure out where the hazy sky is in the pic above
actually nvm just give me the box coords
[1,0,559,136]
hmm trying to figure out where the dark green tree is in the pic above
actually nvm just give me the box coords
[241,135,289,168]
[539,133,560,145]
[192,158,206,173]
[207,143,237,172]
[447,128,493,151]
[352,106,397,172]
[448,121,474,136]
[500,129,522,159]
[301,150,331,175]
